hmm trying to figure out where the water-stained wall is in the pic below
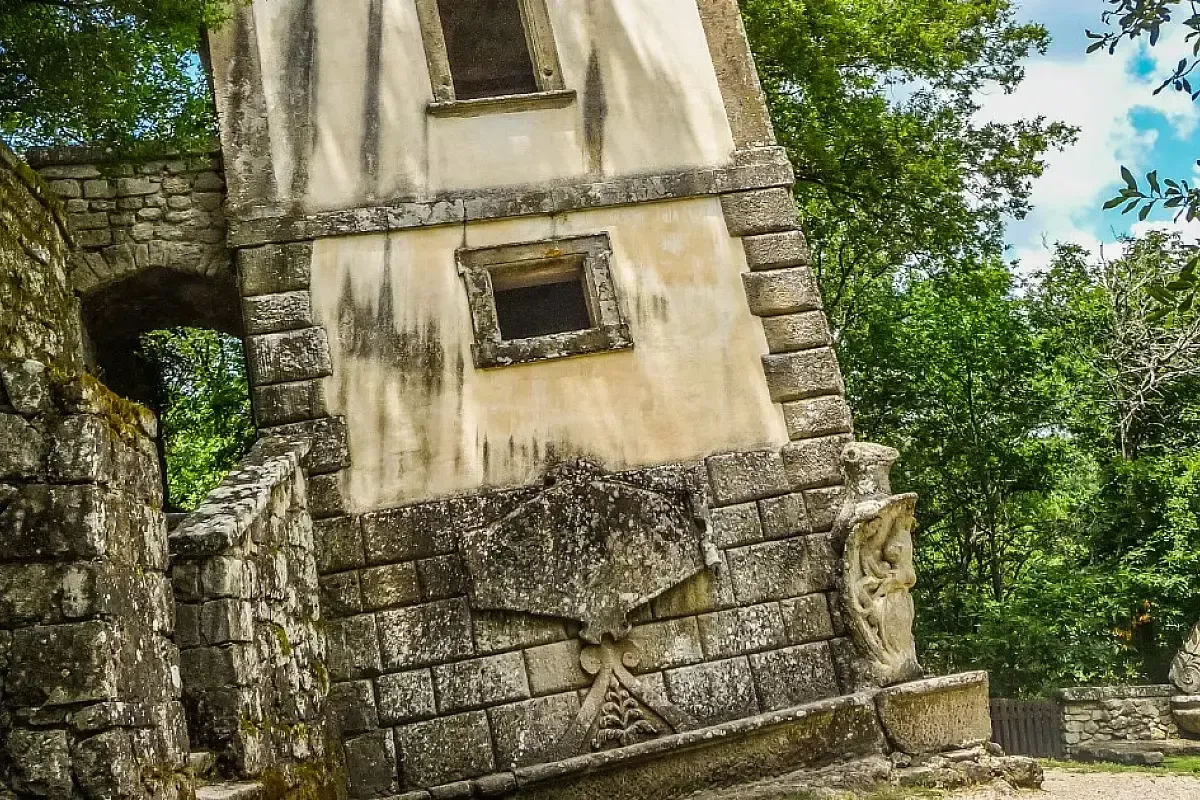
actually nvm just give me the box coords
[309,196,786,511]
[209,0,737,215]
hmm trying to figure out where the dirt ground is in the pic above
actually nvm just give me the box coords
[949,768,1200,799]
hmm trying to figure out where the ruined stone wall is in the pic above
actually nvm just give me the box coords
[0,142,191,799]
[0,145,82,371]
[1057,686,1177,755]
[26,147,231,296]
[170,436,332,786]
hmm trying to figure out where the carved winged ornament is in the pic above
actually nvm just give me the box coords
[836,443,923,688]
[1172,623,1200,694]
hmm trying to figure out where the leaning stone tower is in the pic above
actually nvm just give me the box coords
[195,1,995,797]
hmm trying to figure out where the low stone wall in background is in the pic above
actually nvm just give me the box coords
[170,436,338,790]
[1057,685,1177,754]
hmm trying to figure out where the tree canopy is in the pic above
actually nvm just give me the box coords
[0,0,229,150]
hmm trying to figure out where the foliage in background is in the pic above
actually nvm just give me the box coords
[140,328,255,512]
[743,1,1200,696]
[0,0,230,151]
[740,0,1076,329]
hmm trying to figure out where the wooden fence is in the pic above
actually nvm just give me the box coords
[990,698,1064,759]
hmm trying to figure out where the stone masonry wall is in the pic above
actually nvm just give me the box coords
[1056,686,1177,755]
[170,436,333,786]
[0,144,82,371]
[0,140,191,800]
[317,453,850,798]
[26,147,231,295]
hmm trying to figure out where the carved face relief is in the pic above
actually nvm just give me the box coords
[1172,623,1200,695]
[838,442,922,688]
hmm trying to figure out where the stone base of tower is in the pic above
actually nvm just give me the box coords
[388,672,1017,800]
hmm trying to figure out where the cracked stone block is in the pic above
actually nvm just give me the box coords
[698,603,787,660]
[758,493,810,540]
[488,692,580,769]
[246,327,333,386]
[650,553,737,619]
[376,669,437,725]
[665,657,758,726]
[523,639,589,696]
[0,413,44,479]
[330,680,380,735]
[243,291,314,336]
[7,621,120,706]
[239,242,312,297]
[0,360,50,415]
[742,267,822,317]
[254,379,327,427]
[5,728,72,798]
[361,502,456,565]
[875,672,993,754]
[726,535,835,605]
[259,416,350,474]
[706,450,788,506]
[741,229,810,271]
[783,434,854,490]
[761,311,831,354]
[308,472,347,519]
[360,562,421,611]
[314,516,364,573]
[762,348,845,403]
[709,502,763,549]
[377,598,474,671]
[628,616,704,673]
[432,651,530,713]
[394,711,495,789]
[721,188,798,236]
[472,610,566,655]
[417,554,468,602]
[780,593,835,645]
[750,642,840,711]
[783,395,853,440]
[320,572,363,618]
[344,729,397,798]
[327,614,383,681]
[0,484,111,563]
[803,486,845,532]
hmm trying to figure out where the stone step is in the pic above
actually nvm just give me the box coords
[195,781,264,800]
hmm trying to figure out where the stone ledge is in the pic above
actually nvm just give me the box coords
[1056,684,1175,702]
[227,151,795,248]
[876,672,992,755]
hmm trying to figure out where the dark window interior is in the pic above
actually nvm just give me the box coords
[437,0,539,99]
[492,257,593,340]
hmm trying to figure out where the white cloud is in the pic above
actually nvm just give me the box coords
[977,23,1200,272]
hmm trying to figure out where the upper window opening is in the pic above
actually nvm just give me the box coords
[437,0,539,100]
[492,257,593,340]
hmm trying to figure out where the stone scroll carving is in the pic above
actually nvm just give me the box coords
[461,460,717,643]
[837,442,923,688]
[461,460,712,758]
[1171,624,1200,695]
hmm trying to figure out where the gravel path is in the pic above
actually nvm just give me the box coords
[948,768,1200,799]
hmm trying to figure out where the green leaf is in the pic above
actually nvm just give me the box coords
[1122,166,1138,190]
[1148,171,1161,193]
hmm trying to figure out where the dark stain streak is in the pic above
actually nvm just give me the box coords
[583,50,607,177]
[361,0,385,200]
[227,12,278,206]
[285,0,319,207]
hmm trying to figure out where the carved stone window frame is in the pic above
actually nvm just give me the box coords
[414,0,574,118]
[458,233,634,369]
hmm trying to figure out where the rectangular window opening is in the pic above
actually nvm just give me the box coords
[492,257,594,341]
[436,0,540,100]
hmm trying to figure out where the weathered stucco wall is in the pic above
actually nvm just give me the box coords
[209,0,736,215]
[308,196,787,511]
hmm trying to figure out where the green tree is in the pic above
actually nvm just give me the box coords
[740,0,1076,328]
[0,0,231,150]
[141,327,255,511]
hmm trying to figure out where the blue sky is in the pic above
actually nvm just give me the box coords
[982,0,1200,269]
